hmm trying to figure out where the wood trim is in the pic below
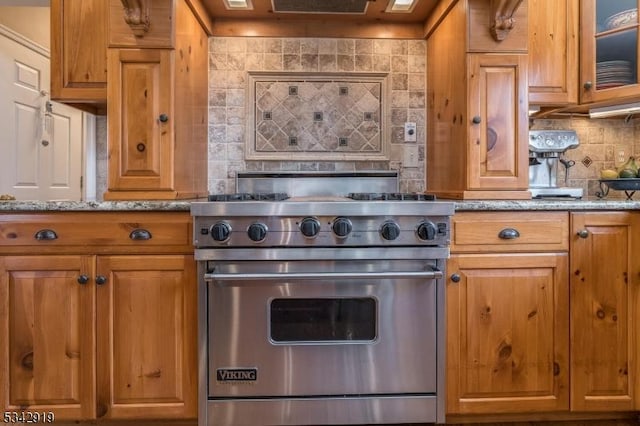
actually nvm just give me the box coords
[210,18,425,39]
[184,0,214,35]
[490,0,525,41]
[423,0,459,39]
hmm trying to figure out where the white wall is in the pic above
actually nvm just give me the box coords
[0,7,49,49]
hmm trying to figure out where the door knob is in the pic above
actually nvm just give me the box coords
[95,275,107,285]
[158,113,169,123]
[577,229,589,239]
[450,273,461,283]
[472,116,482,124]
[77,275,89,285]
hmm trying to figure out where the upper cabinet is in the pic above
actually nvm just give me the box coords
[50,0,108,104]
[580,0,640,104]
[528,0,579,106]
[426,0,530,200]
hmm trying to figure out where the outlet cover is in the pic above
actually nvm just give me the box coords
[404,122,417,142]
[404,145,419,167]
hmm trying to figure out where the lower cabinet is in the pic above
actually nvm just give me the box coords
[570,211,640,412]
[447,210,640,420]
[0,212,197,421]
[447,252,569,414]
[446,211,570,415]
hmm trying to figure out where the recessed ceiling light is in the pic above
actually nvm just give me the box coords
[386,0,417,13]
[223,0,253,10]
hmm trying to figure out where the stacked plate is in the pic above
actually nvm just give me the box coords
[596,60,635,89]
[604,8,637,31]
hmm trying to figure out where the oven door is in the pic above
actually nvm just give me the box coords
[205,259,441,398]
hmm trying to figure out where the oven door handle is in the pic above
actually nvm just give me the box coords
[205,270,443,281]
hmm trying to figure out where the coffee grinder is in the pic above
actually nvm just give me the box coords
[529,130,584,199]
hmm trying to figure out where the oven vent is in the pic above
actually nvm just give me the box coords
[271,0,370,14]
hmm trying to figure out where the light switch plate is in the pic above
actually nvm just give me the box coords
[403,145,419,167]
[404,122,417,142]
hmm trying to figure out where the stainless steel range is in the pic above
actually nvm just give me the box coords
[191,172,454,426]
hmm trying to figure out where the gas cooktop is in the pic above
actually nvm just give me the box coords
[207,192,437,202]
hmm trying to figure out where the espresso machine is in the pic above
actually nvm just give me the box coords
[529,130,584,198]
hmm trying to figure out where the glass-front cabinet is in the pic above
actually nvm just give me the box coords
[581,0,640,104]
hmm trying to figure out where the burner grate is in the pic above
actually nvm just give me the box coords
[348,192,437,201]
[208,193,290,202]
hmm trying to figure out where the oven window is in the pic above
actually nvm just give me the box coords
[270,298,377,343]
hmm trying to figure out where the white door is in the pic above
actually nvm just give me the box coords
[0,26,82,200]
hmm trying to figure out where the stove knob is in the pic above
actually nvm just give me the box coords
[380,221,401,241]
[247,222,268,242]
[417,221,437,241]
[332,217,352,238]
[210,222,231,242]
[300,217,321,238]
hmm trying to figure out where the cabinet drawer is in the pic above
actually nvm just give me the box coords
[451,211,569,252]
[0,212,191,252]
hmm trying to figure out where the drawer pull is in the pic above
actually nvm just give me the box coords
[34,229,58,241]
[498,228,520,239]
[577,229,589,238]
[130,228,152,240]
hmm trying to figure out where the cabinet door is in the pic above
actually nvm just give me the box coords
[570,212,640,411]
[528,0,579,106]
[95,255,196,419]
[50,0,107,102]
[446,253,569,414]
[0,256,96,420]
[106,49,175,198]
[468,54,529,191]
[580,0,640,104]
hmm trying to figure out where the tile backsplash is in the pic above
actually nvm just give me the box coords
[208,37,427,194]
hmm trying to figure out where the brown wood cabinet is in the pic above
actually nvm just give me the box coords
[50,0,108,104]
[51,0,209,200]
[0,212,197,421]
[570,211,640,412]
[103,0,209,200]
[446,212,570,415]
[580,1,640,105]
[528,0,579,106]
[426,0,530,199]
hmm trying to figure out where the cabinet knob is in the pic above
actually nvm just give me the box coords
[136,142,146,152]
[95,275,107,285]
[158,113,169,123]
[77,275,89,285]
[471,115,482,124]
[498,228,520,239]
[583,81,593,90]
[34,229,58,240]
[129,228,152,240]
[450,273,461,283]
[577,229,589,239]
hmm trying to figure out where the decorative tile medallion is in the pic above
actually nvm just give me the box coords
[581,156,593,168]
[248,72,388,161]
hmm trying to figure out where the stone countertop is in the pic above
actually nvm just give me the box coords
[0,200,193,212]
[0,198,639,212]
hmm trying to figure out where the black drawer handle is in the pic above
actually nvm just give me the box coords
[130,228,152,240]
[34,229,58,241]
[498,228,520,239]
